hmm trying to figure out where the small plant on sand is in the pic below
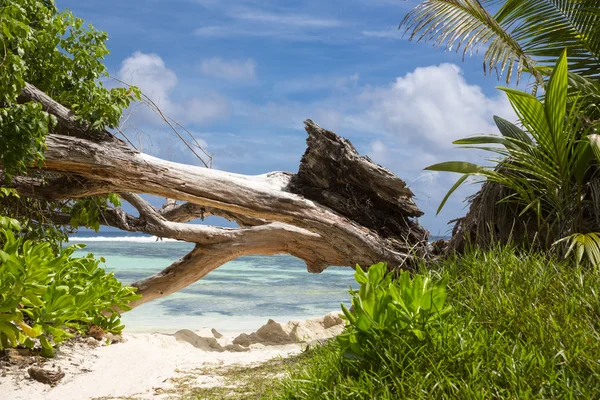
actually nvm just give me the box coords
[0,216,140,356]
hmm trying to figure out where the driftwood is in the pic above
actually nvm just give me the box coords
[6,83,430,309]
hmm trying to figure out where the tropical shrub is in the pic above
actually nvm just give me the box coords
[0,0,140,247]
[427,51,600,266]
[338,262,451,361]
[0,216,140,357]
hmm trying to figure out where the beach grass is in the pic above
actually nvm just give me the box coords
[267,246,600,399]
[153,355,302,400]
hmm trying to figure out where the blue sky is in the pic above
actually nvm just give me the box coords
[59,0,523,236]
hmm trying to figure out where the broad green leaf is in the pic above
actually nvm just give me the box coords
[354,265,368,284]
[368,262,386,286]
[499,87,551,149]
[453,135,509,146]
[545,50,568,141]
[425,161,483,174]
[493,115,533,146]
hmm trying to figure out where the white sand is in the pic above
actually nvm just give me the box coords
[0,312,344,400]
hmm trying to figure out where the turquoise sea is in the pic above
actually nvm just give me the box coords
[70,232,357,334]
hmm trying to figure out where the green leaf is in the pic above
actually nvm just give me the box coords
[545,50,568,140]
[499,87,551,149]
[493,116,533,146]
[425,161,483,174]
[354,265,368,285]
[436,174,469,215]
[368,263,386,286]
[453,135,509,146]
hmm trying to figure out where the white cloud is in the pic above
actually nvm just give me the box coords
[233,10,343,28]
[362,29,403,40]
[200,57,257,81]
[194,6,345,42]
[118,52,177,108]
[118,51,229,125]
[274,73,359,94]
[346,64,516,232]
[347,63,515,150]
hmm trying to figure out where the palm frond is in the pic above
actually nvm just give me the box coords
[400,0,600,84]
[495,0,600,78]
[400,0,539,84]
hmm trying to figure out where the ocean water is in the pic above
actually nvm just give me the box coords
[70,232,357,334]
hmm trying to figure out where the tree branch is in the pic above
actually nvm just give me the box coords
[14,83,430,308]
[128,222,343,308]
[158,200,266,227]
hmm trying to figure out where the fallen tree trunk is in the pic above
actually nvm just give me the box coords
[8,83,430,309]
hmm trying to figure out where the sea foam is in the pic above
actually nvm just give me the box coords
[69,236,178,243]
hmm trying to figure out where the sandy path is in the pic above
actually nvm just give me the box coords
[0,313,343,400]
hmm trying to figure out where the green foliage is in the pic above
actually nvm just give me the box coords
[0,0,141,242]
[338,263,450,360]
[69,194,122,232]
[427,51,600,266]
[272,247,600,399]
[0,216,140,357]
[0,103,56,180]
[400,0,600,84]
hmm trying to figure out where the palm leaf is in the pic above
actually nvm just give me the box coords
[424,161,485,174]
[436,174,470,215]
[400,0,539,84]
[545,50,568,142]
[400,0,600,84]
[493,115,534,146]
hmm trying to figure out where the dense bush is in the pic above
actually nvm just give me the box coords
[338,263,451,362]
[0,216,140,356]
[271,247,600,399]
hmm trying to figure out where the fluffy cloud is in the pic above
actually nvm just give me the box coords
[118,51,229,125]
[349,63,514,149]
[200,57,257,81]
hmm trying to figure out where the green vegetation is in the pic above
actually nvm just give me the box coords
[0,1,142,356]
[428,52,600,265]
[338,263,451,360]
[402,0,600,264]
[269,3,600,398]
[400,0,600,85]
[0,216,140,356]
[271,247,600,399]
[266,2,600,398]
[0,0,140,178]
[0,0,140,243]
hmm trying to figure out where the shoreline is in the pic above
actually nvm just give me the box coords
[0,312,344,400]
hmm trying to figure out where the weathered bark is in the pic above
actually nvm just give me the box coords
[8,83,430,309]
[291,120,427,247]
[4,173,119,200]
